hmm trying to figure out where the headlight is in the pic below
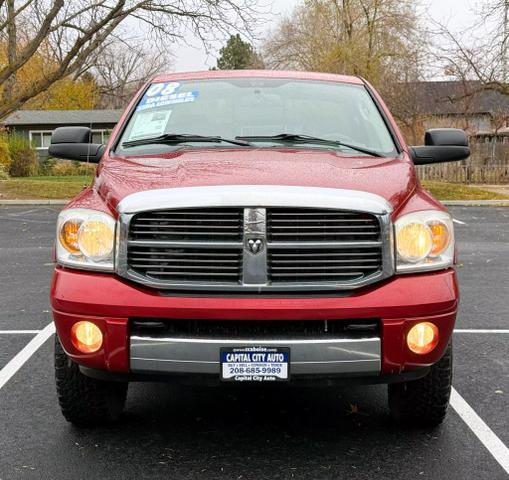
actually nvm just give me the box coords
[395,210,454,273]
[56,209,116,271]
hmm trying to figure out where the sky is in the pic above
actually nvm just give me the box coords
[173,0,478,72]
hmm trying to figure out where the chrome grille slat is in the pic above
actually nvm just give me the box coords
[136,213,241,218]
[271,266,378,271]
[268,219,375,223]
[270,225,379,230]
[129,252,239,258]
[270,212,360,216]
[132,224,240,228]
[273,259,381,264]
[128,240,242,249]
[131,264,240,270]
[130,258,240,263]
[267,232,378,236]
[271,272,364,277]
[271,252,380,257]
[145,271,240,277]
[268,241,381,249]
[130,231,241,236]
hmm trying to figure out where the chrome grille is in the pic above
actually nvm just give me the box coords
[126,208,243,285]
[129,208,243,241]
[117,187,394,292]
[267,208,380,242]
[127,246,242,283]
[268,247,382,283]
[266,208,382,284]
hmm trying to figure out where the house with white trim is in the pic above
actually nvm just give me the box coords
[1,110,122,159]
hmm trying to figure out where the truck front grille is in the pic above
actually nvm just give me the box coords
[127,246,243,283]
[121,206,389,292]
[267,208,380,242]
[129,208,243,242]
[268,247,382,283]
[127,208,243,285]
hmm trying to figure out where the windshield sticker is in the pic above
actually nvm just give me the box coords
[128,110,172,141]
[136,82,199,111]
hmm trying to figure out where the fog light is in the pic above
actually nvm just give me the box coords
[71,321,103,353]
[407,322,439,355]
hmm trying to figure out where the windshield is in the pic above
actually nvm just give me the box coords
[116,78,398,156]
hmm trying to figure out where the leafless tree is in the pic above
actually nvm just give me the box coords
[264,0,422,86]
[431,1,509,95]
[0,0,265,119]
[90,40,171,108]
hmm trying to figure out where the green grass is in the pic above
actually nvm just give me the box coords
[0,175,93,199]
[422,181,509,201]
[24,175,94,183]
[1,175,507,201]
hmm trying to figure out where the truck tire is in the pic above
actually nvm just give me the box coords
[388,342,452,427]
[54,336,127,426]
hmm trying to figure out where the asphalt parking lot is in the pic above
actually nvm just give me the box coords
[0,205,508,479]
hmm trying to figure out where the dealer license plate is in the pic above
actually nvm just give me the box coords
[220,346,290,382]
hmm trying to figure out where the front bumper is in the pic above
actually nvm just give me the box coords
[51,267,458,378]
[130,335,381,376]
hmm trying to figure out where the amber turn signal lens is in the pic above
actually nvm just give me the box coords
[407,322,439,355]
[429,221,451,257]
[59,219,82,253]
[71,321,103,353]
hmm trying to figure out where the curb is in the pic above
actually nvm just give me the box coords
[441,200,509,206]
[0,199,68,206]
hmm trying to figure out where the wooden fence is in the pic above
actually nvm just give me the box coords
[416,164,509,183]
[416,140,509,184]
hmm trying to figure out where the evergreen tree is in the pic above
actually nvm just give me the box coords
[216,34,264,70]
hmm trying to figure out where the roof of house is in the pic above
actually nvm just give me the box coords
[2,109,123,126]
[411,81,509,116]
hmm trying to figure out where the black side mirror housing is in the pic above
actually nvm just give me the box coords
[409,128,470,165]
[48,127,106,163]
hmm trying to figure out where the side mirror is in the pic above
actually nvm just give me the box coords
[48,127,105,163]
[409,128,470,165]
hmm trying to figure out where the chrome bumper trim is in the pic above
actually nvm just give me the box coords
[130,335,381,376]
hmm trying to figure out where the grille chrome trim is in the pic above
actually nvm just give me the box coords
[116,186,394,292]
[243,208,268,285]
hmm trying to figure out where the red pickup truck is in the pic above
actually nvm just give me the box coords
[49,70,468,427]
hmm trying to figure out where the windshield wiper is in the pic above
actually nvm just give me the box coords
[122,133,253,148]
[235,133,384,157]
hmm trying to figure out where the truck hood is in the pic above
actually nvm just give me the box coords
[95,148,416,212]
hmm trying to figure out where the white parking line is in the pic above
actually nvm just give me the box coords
[453,218,467,225]
[454,329,509,333]
[0,330,42,334]
[0,323,55,391]
[451,387,509,475]
[0,325,508,475]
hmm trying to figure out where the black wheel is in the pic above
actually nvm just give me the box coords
[388,343,452,427]
[55,336,128,426]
